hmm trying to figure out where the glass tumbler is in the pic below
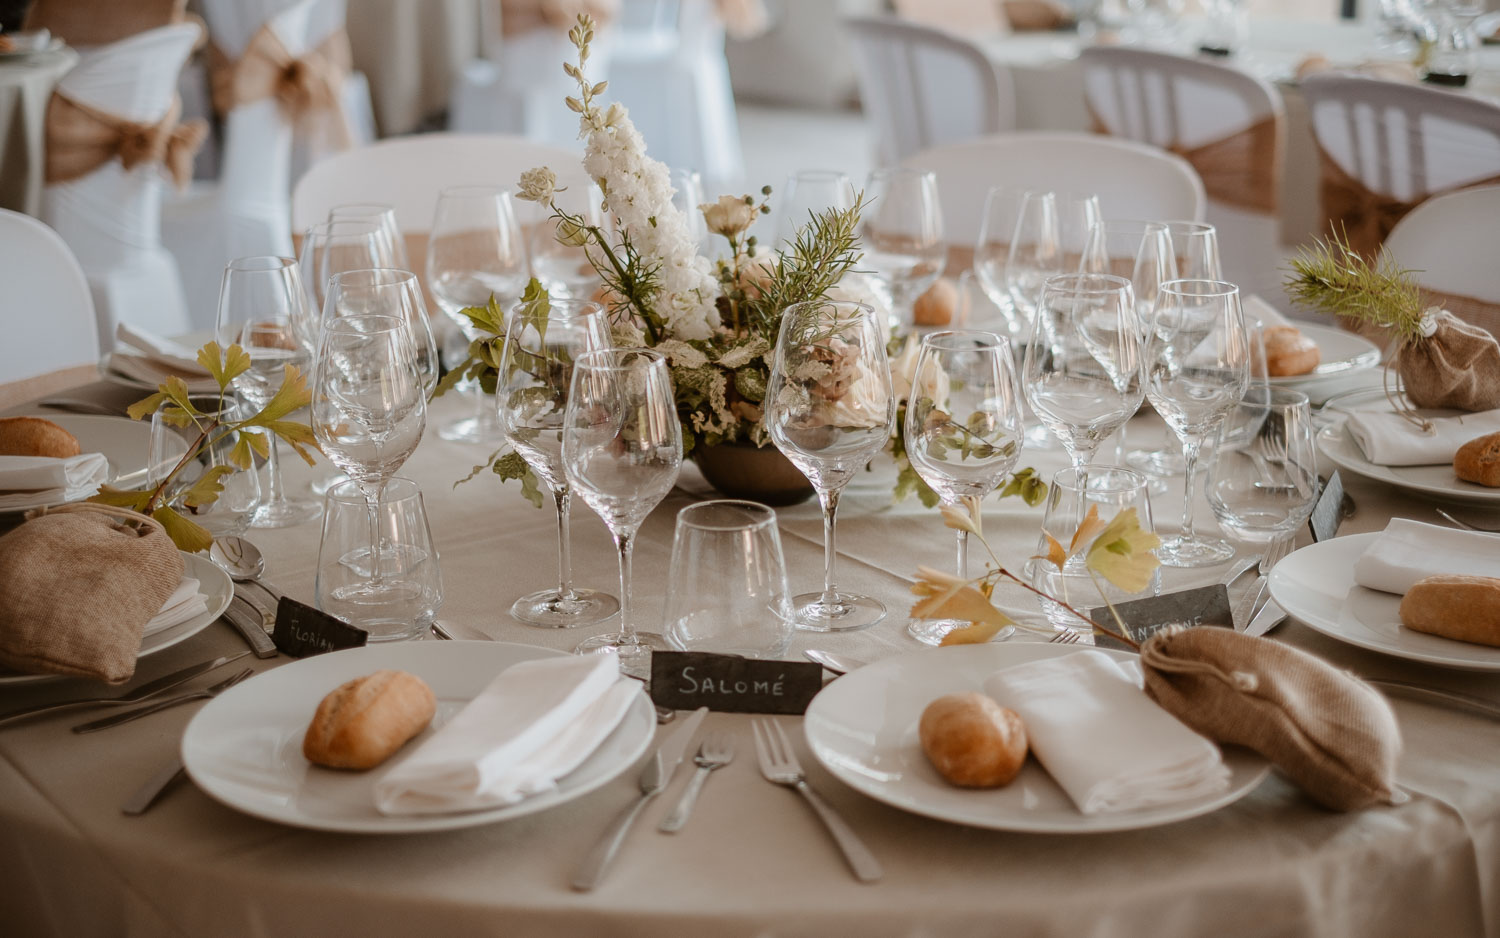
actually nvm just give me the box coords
[663,500,794,658]
[316,477,444,642]
[149,398,261,539]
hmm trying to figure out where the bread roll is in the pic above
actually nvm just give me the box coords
[1262,325,1321,377]
[303,670,436,770]
[919,692,1028,788]
[1454,432,1500,488]
[0,417,81,458]
[913,279,957,327]
[1399,575,1500,647]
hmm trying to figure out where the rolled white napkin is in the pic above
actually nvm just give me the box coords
[983,651,1230,815]
[0,453,108,508]
[142,577,208,637]
[1353,518,1500,595]
[1345,408,1500,466]
[374,654,639,815]
[115,323,211,376]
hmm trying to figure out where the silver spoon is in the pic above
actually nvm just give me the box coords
[210,536,287,611]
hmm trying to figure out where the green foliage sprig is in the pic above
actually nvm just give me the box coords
[1284,231,1425,345]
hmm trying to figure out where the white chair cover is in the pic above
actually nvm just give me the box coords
[845,15,1016,168]
[0,209,99,390]
[41,22,201,347]
[902,131,1205,246]
[1080,46,1285,303]
[1385,184,1500,310]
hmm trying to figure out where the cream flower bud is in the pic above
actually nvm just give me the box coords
[555,217,590,247]
[517,167,557,203]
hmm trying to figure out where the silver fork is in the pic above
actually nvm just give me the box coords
[659,731,735,833]
[1436,509,1500,535]
[1048,630,1081,645]
[71,668,254,734]
[751,719,882,883]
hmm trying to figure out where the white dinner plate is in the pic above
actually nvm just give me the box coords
[0,414,185,512]
[182,641,656,833]
[1266,323,1381,399]
[1268,533,1500,671]
[0,37,64,59]
[803,644,1270,833]
[1317,423,1500,506]
[0,552,233,686]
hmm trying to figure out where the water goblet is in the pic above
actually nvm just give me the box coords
[1004,189,1059,330]
[775,170,855,250]
[973,185,1028,339]
[861,167,945,334]
[1208,386,1318,565]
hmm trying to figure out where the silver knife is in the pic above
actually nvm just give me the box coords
[224,596,278,658]
[121,757,187,816]
[1244,599,1287,638]
[572,705,708,891]
[1233,576,1269,632]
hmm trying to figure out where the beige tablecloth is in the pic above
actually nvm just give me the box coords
[2,380,1499,937]
[345,0,482,135]
[0,46,77,215]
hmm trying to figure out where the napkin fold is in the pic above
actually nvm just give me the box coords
[1353,518,1500,595]
[1345,407,1500,466]
[115,323,212,376]
[1242,294,1292,328]
[142,577,207,637]
[983,651,1230,815]
[0,453,108,508]
[373,654,638,815]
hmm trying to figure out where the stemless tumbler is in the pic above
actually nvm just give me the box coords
[663,500,793,658]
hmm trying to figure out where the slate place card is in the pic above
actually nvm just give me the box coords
[650,651,822,715]
[1089,584,1233,652]
[271,597,367,658]
[1308,470,1345,543]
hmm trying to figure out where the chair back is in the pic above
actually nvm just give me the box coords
[1384,184,1500,336]
[0,209,100,399]
[903,131,1205,245]
[891,0,1007,33]
[845,15,1014,167]
[24,0,187,47]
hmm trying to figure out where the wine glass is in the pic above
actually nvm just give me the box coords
[215,256,322,528]
[528,172,606,300]
[427,185,529,444]
[311,315,428,595]
[562,348,682,675]
[861,168,945,334]
[903,330,1025,645]
[973,186,1027,340]
[669,168,708,250]
[1004,190,1060,331]
[1208,386,1318,568]
[327,203,408,269]
[765,299,896,631]
[298,219,395,322]
[1144,279,1251,567]
[1023,273,1144,476]
[1055,192,1103,275]
[496,297,620,628]
[321,269,439,397]
[775,170,855,249]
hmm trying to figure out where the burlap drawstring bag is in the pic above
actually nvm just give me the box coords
[1394,308,1500,412]
[1140,628,1404,811]
[0,503,183,683]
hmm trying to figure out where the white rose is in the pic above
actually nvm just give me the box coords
[516,166,556,203]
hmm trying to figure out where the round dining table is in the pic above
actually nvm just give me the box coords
[0,44,77,216]
[1,375,1498,938]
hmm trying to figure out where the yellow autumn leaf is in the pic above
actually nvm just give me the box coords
[1085,507,1162,594]
[940,620,1012,646]
[910,565,1014,643]
[938,495,983,537]
[1033,532,1067,571]
[1069,503,1107,555]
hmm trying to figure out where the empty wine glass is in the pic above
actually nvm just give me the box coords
[903,330,1025,645]
[496,297,620,628]
[298,219,395,322]
[1023,273,1144,476]
[1208,386,1318,564]
[215,256,322,528]
[528,172,606,300]
[1055,191,1103,274]
[765,299,896,631]
[322,269,439,397]
[1144,279,1251,567]
[327,203,408,269]
[1004,190,1059,330]
[427,185,529,444]
[775,170,855,249]
[669,168,708,250]
[973,185,1028,340]
[311,315,428,597]
[562,348,682,675]
[861,168,945,334]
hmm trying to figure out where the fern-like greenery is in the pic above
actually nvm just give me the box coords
[744,194,867,340]
[1284,231,1425,346]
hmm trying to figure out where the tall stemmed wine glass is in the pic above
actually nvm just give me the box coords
[903,330,1025,645]
[322,269,440,397]
[298,219,395,322]
[427,185,529,443]
[311,315,428,593]
[1022,273,1144,477]
[562,348,682,675]
[766,299,896,631]
[1003,190,1059,332]
[1144,279,1251,568]
[972,186,1028,340]
[528,173,606,300]
[327,203,408,269]
[496,298,620,628]
[861,167,945,334]
[215,256,321,527]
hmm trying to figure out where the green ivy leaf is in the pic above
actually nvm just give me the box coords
[151,505,214,554]
[488,451,545,508]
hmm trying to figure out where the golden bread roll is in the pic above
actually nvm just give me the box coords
[1454,432,1500,488]
[303,670,437,770]
[1262,325,1321,377]
[913,278,957,327]
[1399,575,1500,647]
[919,692,1028,788]
[0,416,81,458]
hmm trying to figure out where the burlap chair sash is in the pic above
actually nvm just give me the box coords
[207,24,353,147]
[1315,141,1500,259]
[44,94,207,189]
[499,0,620,37]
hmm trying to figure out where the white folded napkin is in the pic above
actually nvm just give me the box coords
[1353,518,1500,595]
[1242,294,1292,328]
[373,654,638,815]
[115,323,212,376]
[1345,408,1500,466]
[0,453,108,508]
[104,352,222,395]
[983,651,1230,815]
[142,577,207,637]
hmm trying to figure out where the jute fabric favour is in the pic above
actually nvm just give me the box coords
[0,503,182,683]
[1420,288,1500,347]
[1395,308,1500,412]
[43,94,206,190]
[1140,627,1404,811]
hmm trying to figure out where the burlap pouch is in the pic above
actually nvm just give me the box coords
[1140,628,1404,811]
[0,503,183,683]
[1395,309,1500,411]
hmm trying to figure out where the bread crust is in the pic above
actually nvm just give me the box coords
[1454,432,1500,487]
[0,417,81,458]
[1399,575,1500,647]
[913,279,956,326]
[303,670,436,770]
[919,692,1028,787]
[1262,325,1321,377]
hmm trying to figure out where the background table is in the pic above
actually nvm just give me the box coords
[2,382,1499,937]
[0,46,76,215]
